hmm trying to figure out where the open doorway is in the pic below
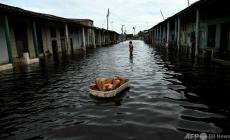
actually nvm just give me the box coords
[220,23,229,59]
[13,22,28,57]
[207,25,216,48]
[36,24,44,55]
[70,38,74,53]
[52,40,58,57]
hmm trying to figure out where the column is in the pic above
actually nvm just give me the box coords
[175,18,177,45]
[32,21,39,57]
[99,30,101,46]
[160,26,162,44]
[82,27,86,51]
[177,17,181,50]
[156,26,159,45]
[65,24,70,54]
[167,21,170,44]
[92,29,96,48]
[195,9,200,57]
[3,15,13,63]
[103,31,105,45]
[151,30,153,44]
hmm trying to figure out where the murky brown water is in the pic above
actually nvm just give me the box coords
[0,40,230,140]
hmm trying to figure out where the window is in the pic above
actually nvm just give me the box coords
[60,28,65,37]
[50,27,56,37]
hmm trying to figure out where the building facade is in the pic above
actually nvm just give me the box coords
[0,3,120,71]
[145,0,230,62]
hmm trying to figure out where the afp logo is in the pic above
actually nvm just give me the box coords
[184,133,208,140]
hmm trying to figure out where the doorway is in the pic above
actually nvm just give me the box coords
[52,40,58,58]
[220,23,229,59]
[14,22,28,57]
[36,24,44,54]
[207,25,216,48]
[70,38,74,53]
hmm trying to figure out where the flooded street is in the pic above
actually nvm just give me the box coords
[0,40,230,140]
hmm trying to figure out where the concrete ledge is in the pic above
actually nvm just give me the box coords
[24,58,39,65]
[0,64,13,71]
[213,58,230,66]
[29,58,39,64]
[23,53,39,65]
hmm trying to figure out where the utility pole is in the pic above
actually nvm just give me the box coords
[133,26,136,35]
[106,8,110,30]
[160,10,165,20]
[187,0,190,6]
[121,25,125,41]
[121,25,125,34]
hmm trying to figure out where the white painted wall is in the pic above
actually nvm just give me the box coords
[199,22,208,49]
[215,24,221,49]
[46,27,62,53]
[46,28,52,53]
[72,29,82,50]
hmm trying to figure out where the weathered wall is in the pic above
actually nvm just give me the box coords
[0,16,9,64]
[56,28,61,53]
[46,27,52,53]
[199,17,230,50]
[180,22,195,48]
[41,25,49,55]
[72,28,82,51]
[8,20,18,59]
[46,26,62,54]
[26,23,36,59]
[199,22,208,49]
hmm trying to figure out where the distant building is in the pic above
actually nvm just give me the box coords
[126,34,134,40]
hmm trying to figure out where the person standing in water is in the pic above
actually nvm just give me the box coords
[129,41,134,56]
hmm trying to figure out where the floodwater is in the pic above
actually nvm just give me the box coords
[0,40,230,140]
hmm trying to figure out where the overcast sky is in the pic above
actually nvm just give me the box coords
[0,0,199,34]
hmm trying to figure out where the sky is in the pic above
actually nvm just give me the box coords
[0,0,199,34]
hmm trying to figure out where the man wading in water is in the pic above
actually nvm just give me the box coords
[129,41,134,56]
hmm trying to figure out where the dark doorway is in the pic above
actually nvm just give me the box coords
[14,22,28,57]
[60,28,66,54]
[60,39,66,53]
[70,38,74,53]
[52,40,58,58]
[220,23,229,59]
[36,24,44,54]
[207,25,216,48]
